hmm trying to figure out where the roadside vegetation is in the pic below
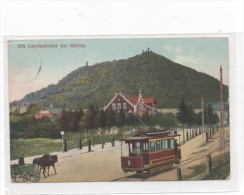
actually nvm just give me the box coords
[10,99,220,160]
[203,155,230,180]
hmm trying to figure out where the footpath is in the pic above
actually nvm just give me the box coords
[11,141,121,165]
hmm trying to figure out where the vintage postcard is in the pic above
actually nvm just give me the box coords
[8,37,230,183]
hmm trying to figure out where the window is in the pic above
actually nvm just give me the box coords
[170,139,174,148]
[161,140,165,150]
[129,143,136,153]
[117,103,121,110]
[112,103,116,110]
[150,141,155,152]
[123,103,127,109]
[164,139,169,149]
[156,140,161,151]
[136,142,141,155]
[143,142,148,151]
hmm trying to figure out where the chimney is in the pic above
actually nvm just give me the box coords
[148,48,150,52]
[139,86,142,98]
[86,61,88,67]
[115,91,118,96]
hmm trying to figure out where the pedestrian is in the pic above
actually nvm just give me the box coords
[18,154,25,165]
[174,129,177,135]
[174,140,180,159]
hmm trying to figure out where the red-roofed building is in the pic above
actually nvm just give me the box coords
[104,88,157,116]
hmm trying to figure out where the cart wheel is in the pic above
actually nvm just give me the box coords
[34,171,41,182]
[23,172,31,182]
[34,164,40,172]
[11,175,16,182]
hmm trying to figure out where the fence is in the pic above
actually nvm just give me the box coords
[176,127,230,180]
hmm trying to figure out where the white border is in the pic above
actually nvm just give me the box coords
[1,1,244,195]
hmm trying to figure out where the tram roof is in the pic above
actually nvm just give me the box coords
[121,130,180,142]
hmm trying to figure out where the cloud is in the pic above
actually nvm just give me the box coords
[174,55,200,65]
[163,45,182,53]
[174,47,182,53]
[163,45,173,52]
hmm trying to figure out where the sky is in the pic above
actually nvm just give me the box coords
[8,37,229,102]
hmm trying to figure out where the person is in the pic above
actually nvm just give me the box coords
[174,129,177,135]
[18,154,25,165]
[174,140,180,159]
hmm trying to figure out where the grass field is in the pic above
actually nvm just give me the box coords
[203,157,230,180]
[10,131,123,160]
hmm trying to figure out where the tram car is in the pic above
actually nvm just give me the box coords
[121,130,181,174]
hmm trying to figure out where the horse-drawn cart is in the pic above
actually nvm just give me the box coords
[11,164,41,182]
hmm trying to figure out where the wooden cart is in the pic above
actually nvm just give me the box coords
[11,164,41,182]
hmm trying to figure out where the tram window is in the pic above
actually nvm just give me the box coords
[156,140,160,151]
[129,143,132,153]
[164,139,169,149]
[170,139,174,148]
[143,142,148,151]
[129,143,136,153]
[136,142,141,155]
[161,140,164,150]
[150,141,155,152]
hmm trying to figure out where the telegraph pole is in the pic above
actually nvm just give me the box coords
[220,65,225,156]
[201,97,205,132]
[201,97,205,146]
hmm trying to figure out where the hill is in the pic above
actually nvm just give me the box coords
[16,50,228,109]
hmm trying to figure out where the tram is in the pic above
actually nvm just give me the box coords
[121,130,181,174]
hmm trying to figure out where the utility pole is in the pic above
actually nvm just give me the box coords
[220,65,225,156]
[201,97,205,132]
[201,97,205,146]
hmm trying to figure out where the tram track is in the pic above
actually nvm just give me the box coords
[112,165,177,181]
[114,129,230,181]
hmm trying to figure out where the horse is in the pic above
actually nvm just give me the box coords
[46,155,58,176]
[33,154,58,178]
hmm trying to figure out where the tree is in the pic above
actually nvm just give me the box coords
[176,98,195,142]
[116,109,126,127]
[99,109,107,148]
[176,98,188,125]
[74,108,84,132]
[186,104,195,127]
[59,108,68,132]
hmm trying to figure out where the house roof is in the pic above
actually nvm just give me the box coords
[144,97,156,104]
[104,91,157,111]
[47,108,62,114]
[127,96,139,104]
[38,107,62,115]
[103,93,135,111]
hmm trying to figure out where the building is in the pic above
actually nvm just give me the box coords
[103,88,157,116]
[35,103,62,119]
[19,104,29,114]
[9,104,19,113]
[10,102,29,114]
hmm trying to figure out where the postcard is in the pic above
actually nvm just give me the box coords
[8,37,230,183]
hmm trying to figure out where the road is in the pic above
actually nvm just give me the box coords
[11,128,229,182]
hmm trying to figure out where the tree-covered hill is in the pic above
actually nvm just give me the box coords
[16,50,228,109]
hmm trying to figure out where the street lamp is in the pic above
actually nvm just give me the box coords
[60,131,65,152]
[79,128,82,150]
[60,131,64,143]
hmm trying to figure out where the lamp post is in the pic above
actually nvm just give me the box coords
[79,128,82,150]
[61,131,64,142]
[61,131,66,152]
